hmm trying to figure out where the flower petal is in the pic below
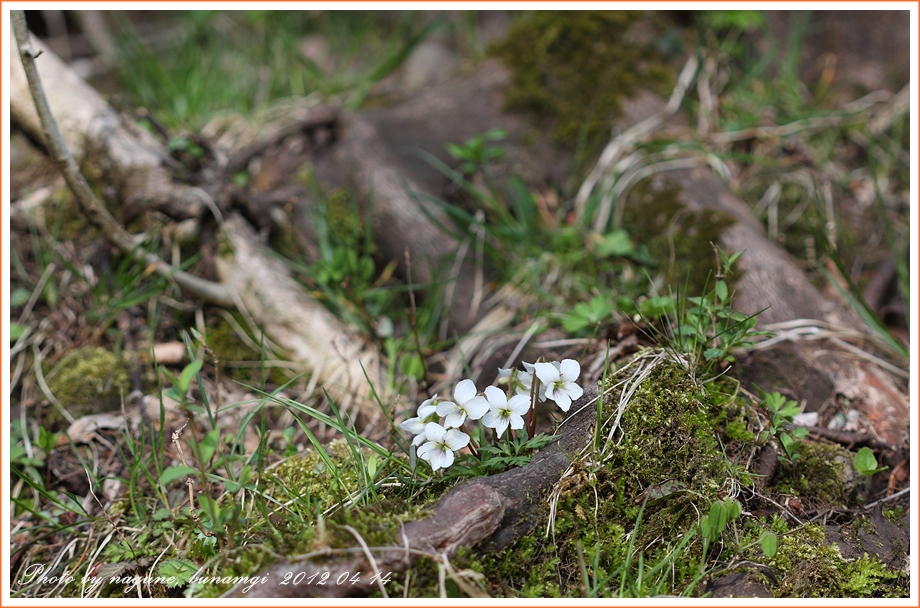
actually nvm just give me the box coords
[431,448,454,470]
[443,411,466,428]
[464,396,490,420]
[566,383,584,402]
[481,411,500,429]
[493,417,510,438]
[554,391,573,412]
[424,422,447,441]
[509,413,525,430]
[454,379,478,404]
[417,441,437,461]
[436,400,460,418]
[399,417,426,435]
[484,385,506,408]
[418,395,439,418]
[534,362,560,385]
[507,394,532,415]
[559,359,581,382]
[444,429,471,451]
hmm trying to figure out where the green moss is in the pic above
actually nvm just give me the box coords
[45,346,133,428]
[490,11,671,152]
[771,442,862,508]
[324,188,362,245]
[193,441,423,597]
[766,524,905,597]
[725,417,756,442]
[191,354,897,599]
[456,359,741,597]
[883,506,906,523]
[621,178,739,295]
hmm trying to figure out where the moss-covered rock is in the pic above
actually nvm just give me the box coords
[771,442,864,509]
[622,177,739,295]
[462,358,744,596]
[45,346,133,428]
[765,524,906,597]
[490,11,672,151]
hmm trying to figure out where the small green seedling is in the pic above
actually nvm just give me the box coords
[162,359,203,407]
[562,295,616,334]
[445,128,508,176]
[699,496,741,544]
[761,391,807,461]
[854,447,888,478]
[759,531,779,557]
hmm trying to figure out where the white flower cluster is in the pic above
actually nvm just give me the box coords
[400,359,583,471]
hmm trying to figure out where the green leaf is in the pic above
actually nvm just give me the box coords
[158,557,199,587]
[11,287,31,307]
[763,392,786,414]
[715,280,728,301]
[779,432,802,459]
[703,347,724,361]
[778,401,801,419]
[596,229,634,258]
[177,360,203,395]
[725,497,741,521]
[636,295,674,319]
[10,322,27,341]
[367,454,377,481]
[238,464,252,486]
[760,531,778,557]
[195,429,221,465]
[160,465,197,486]
[854,447,888,477]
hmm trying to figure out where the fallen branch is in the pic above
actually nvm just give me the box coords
[11,11,233,307]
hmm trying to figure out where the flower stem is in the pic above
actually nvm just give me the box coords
[467,429,480,460]
[527,376,540,438]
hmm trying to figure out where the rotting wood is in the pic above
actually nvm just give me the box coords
[215,214,386,422]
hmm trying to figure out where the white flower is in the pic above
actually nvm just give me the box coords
[417,422,470,471]
[497,363,539,399]
[533,359,583,412]
[399,417,429,446]
[481,386,531,438]
[417,393,444,418]
[400,394,446,446]
[437,379,489,428]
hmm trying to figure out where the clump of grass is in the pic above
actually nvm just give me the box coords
[109,11,437,129]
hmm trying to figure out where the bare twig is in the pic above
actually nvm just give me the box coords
[12,11,234,308]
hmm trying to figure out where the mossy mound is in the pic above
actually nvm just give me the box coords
[45,346,133,428]
[771,442,865,509]
[622,177,738,295]
[461,359,742,596]
[490,11,671,150]
[765,524,906,597]
[204,310,291,386]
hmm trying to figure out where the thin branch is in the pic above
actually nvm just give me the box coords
[11,11,234,308]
